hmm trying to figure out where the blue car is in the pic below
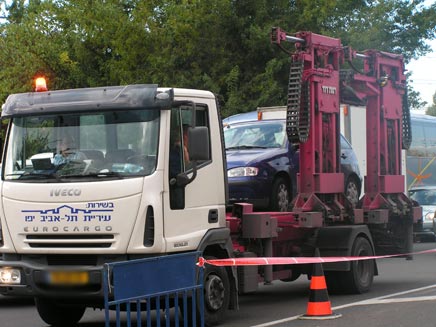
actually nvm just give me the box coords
[223,111,362,211]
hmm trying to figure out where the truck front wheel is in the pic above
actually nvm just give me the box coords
[185,256,230,326]
[35,298,86,326]
[202,259,230,326]
[184,257,230,326]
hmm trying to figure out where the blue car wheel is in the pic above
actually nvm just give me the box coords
[270,177,290,212]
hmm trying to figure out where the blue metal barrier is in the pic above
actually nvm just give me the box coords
[103,251,204,327]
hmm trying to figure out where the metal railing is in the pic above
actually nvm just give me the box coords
[103,252,204,327]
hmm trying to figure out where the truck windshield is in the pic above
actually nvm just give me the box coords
[3,109,160,181]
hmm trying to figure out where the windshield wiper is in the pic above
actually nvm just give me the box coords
[17,172,59,180]
[225,145,267,150]
[58,171,124,179]
[6,173,25,177]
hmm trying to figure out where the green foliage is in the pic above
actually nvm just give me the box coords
[23,119,54,157]
[0,0,434,116]
[406,71,428,110]
[426,92,436,116]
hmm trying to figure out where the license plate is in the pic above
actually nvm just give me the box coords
[49,271,89,285]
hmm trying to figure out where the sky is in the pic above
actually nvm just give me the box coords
[406,38,436,108]
[405,0,436,107]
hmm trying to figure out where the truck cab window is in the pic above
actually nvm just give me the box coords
[169,107,189,209]
[168,104,210,209]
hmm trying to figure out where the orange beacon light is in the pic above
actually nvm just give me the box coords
[35,77,48,92]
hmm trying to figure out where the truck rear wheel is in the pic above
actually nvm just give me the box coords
[344,236,374,293]
[35,298,86,326]
[326,237,374,294]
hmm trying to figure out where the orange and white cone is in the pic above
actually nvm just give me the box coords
[299,250,342,320]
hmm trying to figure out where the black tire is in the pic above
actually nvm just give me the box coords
[345,237,374,293]
[202,259,230,326]
[184,256,230,326]
[270,177,291,212]
[35,298,86,326]
[345,176,360,208]
[326,237,374,294]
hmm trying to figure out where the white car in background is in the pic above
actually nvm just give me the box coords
[409,186,436,242]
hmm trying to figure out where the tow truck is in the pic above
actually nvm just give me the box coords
[0,29,421,326]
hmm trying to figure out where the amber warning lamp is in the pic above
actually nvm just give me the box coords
[343,105,349,116]
[35,77,48,92]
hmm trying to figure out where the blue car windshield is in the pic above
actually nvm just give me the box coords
[224,121,286,150]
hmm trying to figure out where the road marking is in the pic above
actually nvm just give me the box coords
[334,284,436,308]
[251,284,436,327]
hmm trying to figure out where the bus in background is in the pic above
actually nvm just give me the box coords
[407,112,436,190]
[406,112,436,241]
[340,107,436,192]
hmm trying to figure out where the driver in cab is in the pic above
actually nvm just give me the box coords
[53,136,86,166]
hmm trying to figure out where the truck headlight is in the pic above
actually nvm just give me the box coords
[0,268,21,284]
[228,167,259,177]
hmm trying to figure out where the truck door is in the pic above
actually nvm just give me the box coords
[163,104,223,252]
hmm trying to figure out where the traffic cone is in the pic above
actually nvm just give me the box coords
[299,249,342,320]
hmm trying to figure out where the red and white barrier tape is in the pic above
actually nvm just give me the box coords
[197,249,436,267]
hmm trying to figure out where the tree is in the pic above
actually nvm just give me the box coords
[0,0,434,116]
[426,91,436,116]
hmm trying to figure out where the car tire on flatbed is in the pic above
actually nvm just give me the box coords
[270,177,291,212]
[345,176,360,208]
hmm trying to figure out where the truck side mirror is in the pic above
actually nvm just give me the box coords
[188,126,210,161]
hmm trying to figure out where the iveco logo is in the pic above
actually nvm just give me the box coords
[50,189,82,196]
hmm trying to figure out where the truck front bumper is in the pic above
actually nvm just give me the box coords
[0,253,136,301]
[0,260,104,300]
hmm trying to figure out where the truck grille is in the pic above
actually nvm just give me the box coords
[25,234,114,248]
[47,254,98,266]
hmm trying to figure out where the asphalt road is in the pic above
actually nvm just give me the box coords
[1,242,436,327]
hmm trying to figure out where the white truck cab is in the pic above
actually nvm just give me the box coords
[0,84,236,326]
